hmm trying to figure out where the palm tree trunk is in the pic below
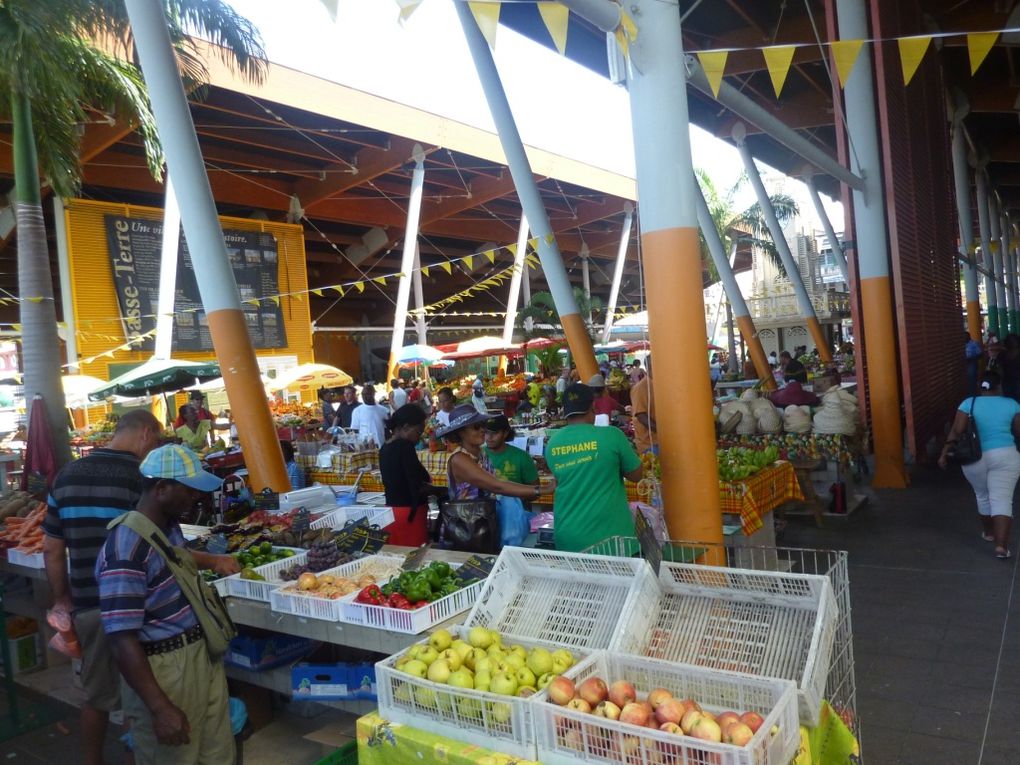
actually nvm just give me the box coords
[13,92,71,467]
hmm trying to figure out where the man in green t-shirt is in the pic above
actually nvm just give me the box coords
[545,384,644,552]
[484,416,540,486]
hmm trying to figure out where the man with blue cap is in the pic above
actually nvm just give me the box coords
[97,445,237,764]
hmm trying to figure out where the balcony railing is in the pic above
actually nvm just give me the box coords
[743,292,851,322]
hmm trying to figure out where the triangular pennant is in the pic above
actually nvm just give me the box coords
[11,324,20,332]
[270,296,281,306]
[312,289,323,297]
[354,281,365,293]
[528,237,539,249]
[374,276,388,286]
[762,45,796,98]
[440,261,452,275]
[335,286,345,297]
[544,232,555,245]
[395,0,423,23]
[830,39,863,88]
[245,298,259,305]
[614,28,629,59]
[696,50,729,98]
[537,2,569,55]
[897,36,930,86]
[968,32,998,75]
[463,255,474,271]
[468,1,500,48]
[505,244,516,259]
[485,249,496,264]
[422,266,430,278]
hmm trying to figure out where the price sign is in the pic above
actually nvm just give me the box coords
[205,533,229,555]
[455,554,496,583]
[402,543,432,571]
[290,508,311,535]
[633,510,661,576]
[335,519,391,555]
[26,472,48,499]
[252,489,279,513]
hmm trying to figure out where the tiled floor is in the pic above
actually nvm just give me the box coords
[3,462,1018,764]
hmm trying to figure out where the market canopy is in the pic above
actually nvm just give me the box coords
[395,344,445,366]
[268,363,353,393]
[88,358,222,402]
[62,375,108,408]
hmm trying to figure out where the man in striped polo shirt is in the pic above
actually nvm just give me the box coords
[97,445,236,765]
[43,409,162,765]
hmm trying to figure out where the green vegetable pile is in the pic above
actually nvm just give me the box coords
[717,445,780,482]
[379,561,475,604]
[234,542,296,570]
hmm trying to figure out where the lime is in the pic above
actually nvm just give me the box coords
[282,549,295,558]
[260,541,273,555]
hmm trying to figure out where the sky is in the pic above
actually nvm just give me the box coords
[229,0,845,236]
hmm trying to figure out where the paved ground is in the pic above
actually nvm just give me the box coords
[2,462,1018,764]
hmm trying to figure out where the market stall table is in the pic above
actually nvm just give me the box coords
[718,461,804,534]
[717,433,860,465]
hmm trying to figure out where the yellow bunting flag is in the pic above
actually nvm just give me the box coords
[335,286,345,297]
[353,281,365,293]
[485,249,496,264]
[463,255,474,271]
[374,276,388,286]
[991,241,1000,253]
[312,289,323,297]
[830,39,863,88]
[544,232,555,245]
[468,1,500,48]
[897,36,930,86]
[11,324,20,332]
[762,45,796,98]
[537,1,569,55]
[270,296,281,306]
[528,237,539,249]
[696,50,729,98]
[968,32,998,75]
[422,266,430,278]
[395,0,423,23]
[245,298,259,305]
[505,244,516,259]
[439,261,452,275]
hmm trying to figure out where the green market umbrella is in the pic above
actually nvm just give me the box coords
[88,357,222,402]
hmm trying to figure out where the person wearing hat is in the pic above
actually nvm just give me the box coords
[470,377,489,416]
[588,374,625,419]
[172,391,214,429]
[545,384,644,552]
[483,416,539,489]
[539,385,560,418]
[96,445,238,765]
[379,405,445,546]
[439,405,555,503]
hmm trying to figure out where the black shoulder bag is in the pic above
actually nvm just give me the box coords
[947,397,982,465]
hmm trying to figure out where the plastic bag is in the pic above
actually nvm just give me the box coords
[495,495,533,548]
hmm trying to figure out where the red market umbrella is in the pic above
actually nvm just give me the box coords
[21,394,58,494]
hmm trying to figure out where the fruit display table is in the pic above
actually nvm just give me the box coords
[717,433,859,465]
[718,461,804,534]
[356,711,538,765]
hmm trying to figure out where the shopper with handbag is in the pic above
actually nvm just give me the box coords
[939,370,1020,559]
[437,405,555,552]
[97,445,238,764]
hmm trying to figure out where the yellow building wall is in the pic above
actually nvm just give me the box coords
[63,199,314,413]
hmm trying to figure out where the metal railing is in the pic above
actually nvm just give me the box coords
[745,291,851,321]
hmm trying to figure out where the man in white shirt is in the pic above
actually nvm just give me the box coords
[350,384,389,447]
[389,379,408,411]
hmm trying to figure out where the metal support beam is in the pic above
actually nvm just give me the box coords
[387,144,426,384]
[804,173,849,283]
[412,246,427,345]
[498,215,530,375]
[154,176,181,361]
[601,203,634,344]
[976,168,999,335]
[951,114,982,340]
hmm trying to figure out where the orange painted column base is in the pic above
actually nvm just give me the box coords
[966,300,982,341]
[207,309,290,492]
[735,314,776,391]
[560,312,599,383]
[806,316,833,364]
[644,227,724,562]
[860,276,908,488]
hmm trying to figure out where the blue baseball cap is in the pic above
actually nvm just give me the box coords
[140,444,223,492]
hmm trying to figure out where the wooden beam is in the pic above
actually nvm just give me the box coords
[419,171,519,225]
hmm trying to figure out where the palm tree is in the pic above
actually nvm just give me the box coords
[2,0,264,465]
[517,288,604,377]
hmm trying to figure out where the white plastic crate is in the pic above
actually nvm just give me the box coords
[342,505,396,529]
[377,626,588,760]
[463,548,659,651]
[224,550,309,602]
[611,561,837,726]
[309,509,346,531]
[7,549,44,568]
[269,553,406,621]
[336,563,486,634]
[355,491,387,505]
[532,651,800,765]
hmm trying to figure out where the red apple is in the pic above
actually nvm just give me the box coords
[680,698,702,713]
[655,698,688,726]
[562,727,584,751]
[689,717,722,743]
[715,711,740,730]
[609,680,638,709]
[578,676,609,706]
[620,701,651,727]
[593,700,621,720]
[638,700,655,717]
[680,708,705,733]
[566,697,592,714]
[739,711,765,733]
[659,722,683,735]
[647,688,674,709]
[548,676,576,706]
[722,721,754,746]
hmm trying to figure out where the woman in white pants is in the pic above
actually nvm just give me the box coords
[939,370,1020,559]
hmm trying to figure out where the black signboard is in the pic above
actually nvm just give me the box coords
[401,543,432,571]
[335,519,390,556]
[104,215,288,351]
[290,508,311,535]
[633,510,662,576]
[455,555,496,583]
[252,489,279,513]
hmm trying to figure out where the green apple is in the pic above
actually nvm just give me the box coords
[537,672,557,691]
[427,658,452,684]
[468,626,493,649]
[448,668,475,690]
[489,630,502,647]
[457,696,483,720]
[413,686,437,708]
[394,655,412,669]
[508,645,528,662]
[403,659,428,678]
[394,684,413,703]
[490,672,518,696]
[503,653,526,671]
[474,671,492,692]
[515,666,537,689]
[438,649,463,671]
[486,644,506,659]
[465,647,487,671]
[551,656,572,674]
[489,701,512,724]
[415,646,439,666]
[451,640,473,660]
[474,656,496,676]
[526,647,553,676]
[492,660,513,676]
[551,648,574,669]
[429,628,453,653]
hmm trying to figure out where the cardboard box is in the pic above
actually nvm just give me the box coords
[0,632,42,676]
[224,634,317,672]
[291,662,377,701]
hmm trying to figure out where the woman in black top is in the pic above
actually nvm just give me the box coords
[379,405,443,546]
